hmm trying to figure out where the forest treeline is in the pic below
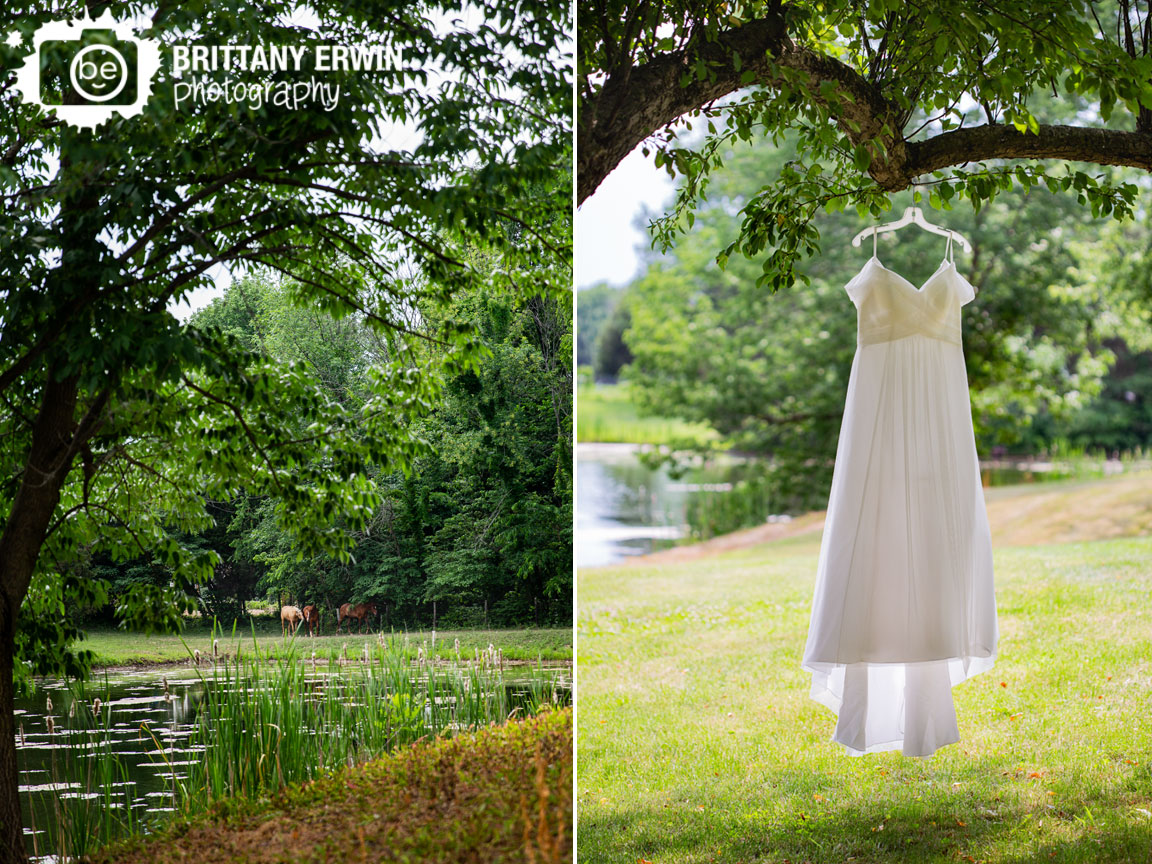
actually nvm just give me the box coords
[84,275,572,630]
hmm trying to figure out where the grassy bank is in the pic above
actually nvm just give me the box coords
[577,381,716,444]
[93,707,572,864]
[79,625,572,667]
[578,530,1152,863]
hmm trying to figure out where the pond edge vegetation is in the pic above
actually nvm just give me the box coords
[23,628,570,862]
[92,706,573,864]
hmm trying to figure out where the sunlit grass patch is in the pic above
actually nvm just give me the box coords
[578,536,1152,863]
[577,382,717,444]
[78,625,572,668]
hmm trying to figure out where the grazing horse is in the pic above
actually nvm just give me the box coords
[300,604,320,637]
[336,601,378,634]
[280,605,304,637]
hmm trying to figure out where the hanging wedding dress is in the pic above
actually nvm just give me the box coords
[802,235,998,758]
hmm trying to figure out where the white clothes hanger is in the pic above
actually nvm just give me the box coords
[850,205,973,254]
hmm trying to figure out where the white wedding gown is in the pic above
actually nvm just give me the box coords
[802,237,998,757]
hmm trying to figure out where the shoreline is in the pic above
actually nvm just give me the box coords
[84,655,574,674]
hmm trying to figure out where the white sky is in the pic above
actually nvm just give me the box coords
[575,143,673,290]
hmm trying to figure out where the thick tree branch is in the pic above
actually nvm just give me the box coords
[579,11,908,202]
[907,123,1152,175]
[579,14,790,203]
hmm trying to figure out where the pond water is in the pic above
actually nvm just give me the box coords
[15,662,570,860]
[16,669,208,856]
[576,443,745,567]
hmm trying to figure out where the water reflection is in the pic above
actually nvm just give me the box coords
[16,670,209,855]
[577,443,747,566]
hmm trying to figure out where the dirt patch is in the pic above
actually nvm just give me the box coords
[92,708,572,864]
[615,511,826,566]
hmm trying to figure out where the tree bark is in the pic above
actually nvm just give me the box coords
[580,14,792,203]
[579,14,1152,204]
[0,614,23,864]
[907,123,1152,176]
[0,373,81,864]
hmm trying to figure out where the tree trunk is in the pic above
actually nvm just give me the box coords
[432,599,437,631]
[0,613,24,864]
[484,596,488,628]
[0,373,81,864]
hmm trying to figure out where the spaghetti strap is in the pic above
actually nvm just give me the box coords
[944,233,954,263]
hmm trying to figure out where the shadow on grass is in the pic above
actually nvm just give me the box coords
[578,761,1152,864]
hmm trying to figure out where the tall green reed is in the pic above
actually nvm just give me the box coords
[176,628,568,807]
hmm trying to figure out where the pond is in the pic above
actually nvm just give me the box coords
[17,668,205,854]
[576,442,746,567]
[16,658,571,861]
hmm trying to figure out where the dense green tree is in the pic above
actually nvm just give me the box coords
[575,282,619,367]
[0,0,570,858]
[594,298,634,380]
[354,286,573,628]
[158,269,573,631]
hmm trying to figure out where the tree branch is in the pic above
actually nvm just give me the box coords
[579,12,791,203]
[908,123,1152,176]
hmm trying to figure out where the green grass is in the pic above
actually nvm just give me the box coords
[92,707,572,864]
[577,382,716,445]
[577,533,1152,863]
[78,624,572,667]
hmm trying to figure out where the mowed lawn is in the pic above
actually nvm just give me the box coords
[577,477,1152,863]
[81,626,572,666]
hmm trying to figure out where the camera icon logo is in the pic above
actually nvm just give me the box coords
[11,10,161,129]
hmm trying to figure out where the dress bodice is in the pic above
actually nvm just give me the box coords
[845,257,976,347]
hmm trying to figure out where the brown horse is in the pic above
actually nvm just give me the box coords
[300,604,320,637]
[280,605,304,637]
[336,601,378,634]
